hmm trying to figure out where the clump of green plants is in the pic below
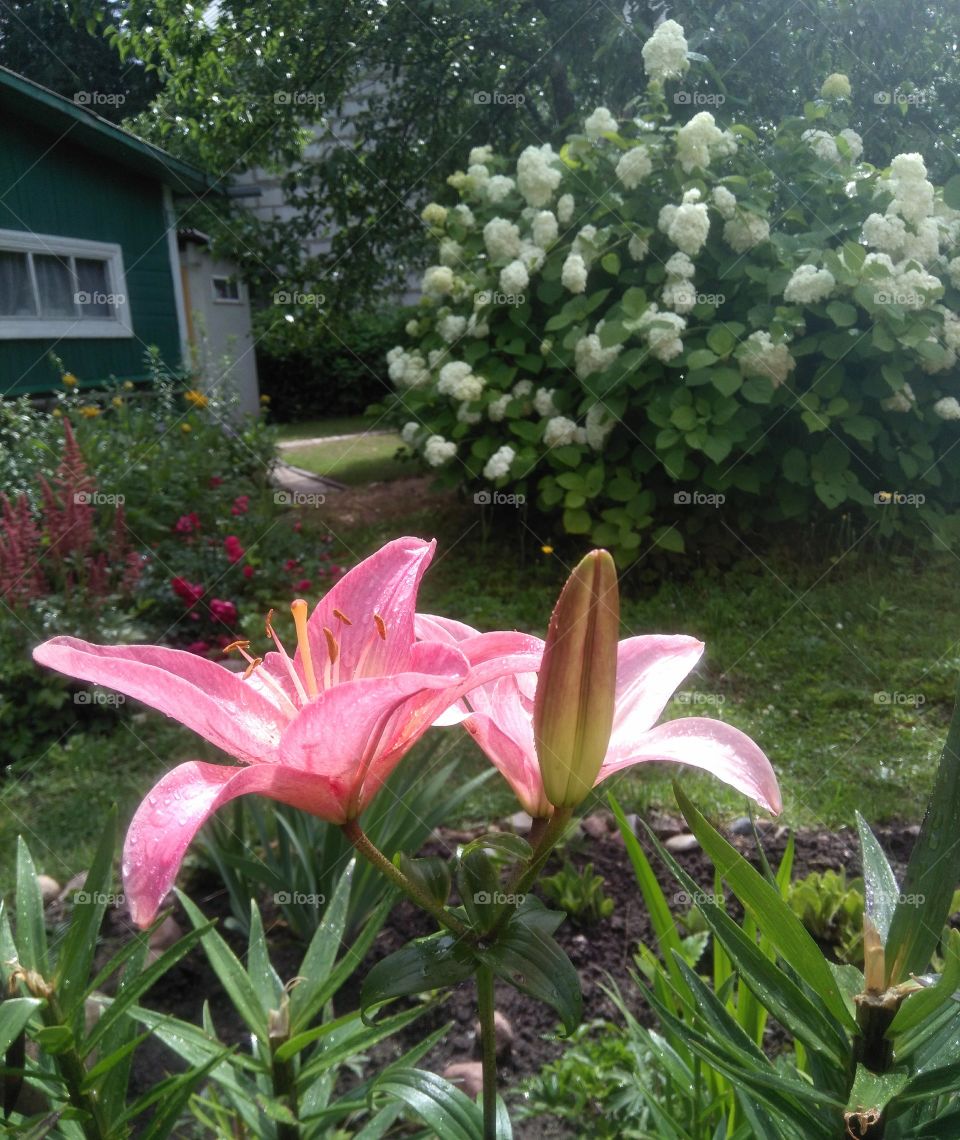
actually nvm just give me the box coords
[787,867,865,965]
[540,859,615,926]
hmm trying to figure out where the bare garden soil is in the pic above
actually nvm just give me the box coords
[110,813,924,1136]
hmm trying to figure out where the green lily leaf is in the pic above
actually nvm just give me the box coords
[361,933,475,1024]
[373,1068,501,1139]
[855,811,900,945]
[397,854,452,908]
[14,837,46,975]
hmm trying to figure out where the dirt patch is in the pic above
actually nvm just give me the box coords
[315,475,460,531]
[109,813,925,1136]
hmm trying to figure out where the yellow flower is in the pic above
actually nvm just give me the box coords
[79,405,101,418]
[62,372,78,388]
[52,407,62,418]
[180,423,193,433]
[541,544,554,555]
[112,396,124,408]
[259,394,271,404]
[122,380,135,391]
[184,388,209,409]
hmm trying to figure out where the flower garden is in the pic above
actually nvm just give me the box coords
[3,14,960,1140]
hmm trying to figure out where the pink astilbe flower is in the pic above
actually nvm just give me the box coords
[0,493,44,607]
[416,615,781,819]
[34,538,540,927]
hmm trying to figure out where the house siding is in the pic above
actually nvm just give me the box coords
[0,117,182,395]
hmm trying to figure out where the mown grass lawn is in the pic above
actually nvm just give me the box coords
[282,430,410,486]
[274,414,377,441]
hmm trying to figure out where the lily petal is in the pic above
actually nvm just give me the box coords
[32,638,284,763]
[123,761,351,927]
[304,537,436,681]
[598,717,782,815]
[463,681,548,818]
[608,635,704,752]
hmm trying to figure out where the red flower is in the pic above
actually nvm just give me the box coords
[242,564,255,579]
[171,577,204,607]
[209,598,239,625]
[173,512,201,535]
[231,495,250,516]
[284,558,300,572]
[292,519,302,533]
[208,476,224,488]
[294,578,312,592]
[224,535,245,564]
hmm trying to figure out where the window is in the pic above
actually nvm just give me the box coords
[0,230,133,339]
[212,275,241,303]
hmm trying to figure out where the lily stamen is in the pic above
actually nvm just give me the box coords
[265,609,308,705]
[291,599,319,698]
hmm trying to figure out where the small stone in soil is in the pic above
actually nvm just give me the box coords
[473,1010,514,1057]
[664,833,699,853]
[509,811,533,834]
[37,874,61,904]
[581,814,610,840]
[442,1061,484,1099]
[149,916,183,951]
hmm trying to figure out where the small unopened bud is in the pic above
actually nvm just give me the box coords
[535,549,619,809]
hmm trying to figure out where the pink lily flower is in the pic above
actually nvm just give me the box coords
[416,615,781,819]
[34,538,540,927]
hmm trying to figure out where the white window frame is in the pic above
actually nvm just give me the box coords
[211,274,242,304]
[0,229,134,339]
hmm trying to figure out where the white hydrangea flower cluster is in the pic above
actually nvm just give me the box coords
[451,204,475,228]
[422,265,455,296]
[424,435,456,466]
[628,233,650,262]
[387,346,430,388]
[421,202,448,227]
[438,313,467,343]
[659,188,710,256]
[584,106,618,139]
[483,217,522,262]
[531,210,558,248]
[662,251,698,314]
[838,128,863,161]
[712,186,738,220]
[401,422,420,444]
[457,403,482,424]
[616,145,653,189]
[557,194,574,224]
[574,330,623,379]
[636,305,686,362]
[783,264,836,305]
[737,331,796,388]
[438,238,463,267]
[820,73,852,100]
[561,251,588,293]
[543,416,582,448]
[487,393,511,422]
[802,129,840,163]
[933,397,960,421]
[469,145,494,166]
[486,175,515,204]
[675,112,737,173]
[533,387,558,417]
[722,212,770,253]
[862,252,942,310]
[585,404,617,450]
[437,361,485,402]
[516,144,563,208]
[888,153,935,227]
[499,259,529,295]
[881,383,915,413]
[642,19,689,83]
[483,444,516,479]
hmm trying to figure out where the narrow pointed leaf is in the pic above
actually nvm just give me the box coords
[856,812,900,945]
[289,860,354,1030]
[890,928,960,1040]
[886,682,960,984]
[674,786,855,1030]
[845,1063,908,1116]
[372,1069,487,1139]
[14,838,46,973]
[247,902,284,1013]
[0,997,40,1054]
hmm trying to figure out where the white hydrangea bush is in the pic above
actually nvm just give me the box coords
[384,19,960,555]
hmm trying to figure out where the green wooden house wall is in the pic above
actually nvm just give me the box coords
[0,118,182,394]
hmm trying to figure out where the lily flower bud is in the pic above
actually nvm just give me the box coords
[534,549,619,809]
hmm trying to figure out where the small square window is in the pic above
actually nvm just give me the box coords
[35,254,76,318]
[76,258,113,317]
[212,276,241,302]
[0,251,35,316]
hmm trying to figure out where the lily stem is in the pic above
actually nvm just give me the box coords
[476,964,498,1140]
[341,819,469,938]
[488,807,574,940]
